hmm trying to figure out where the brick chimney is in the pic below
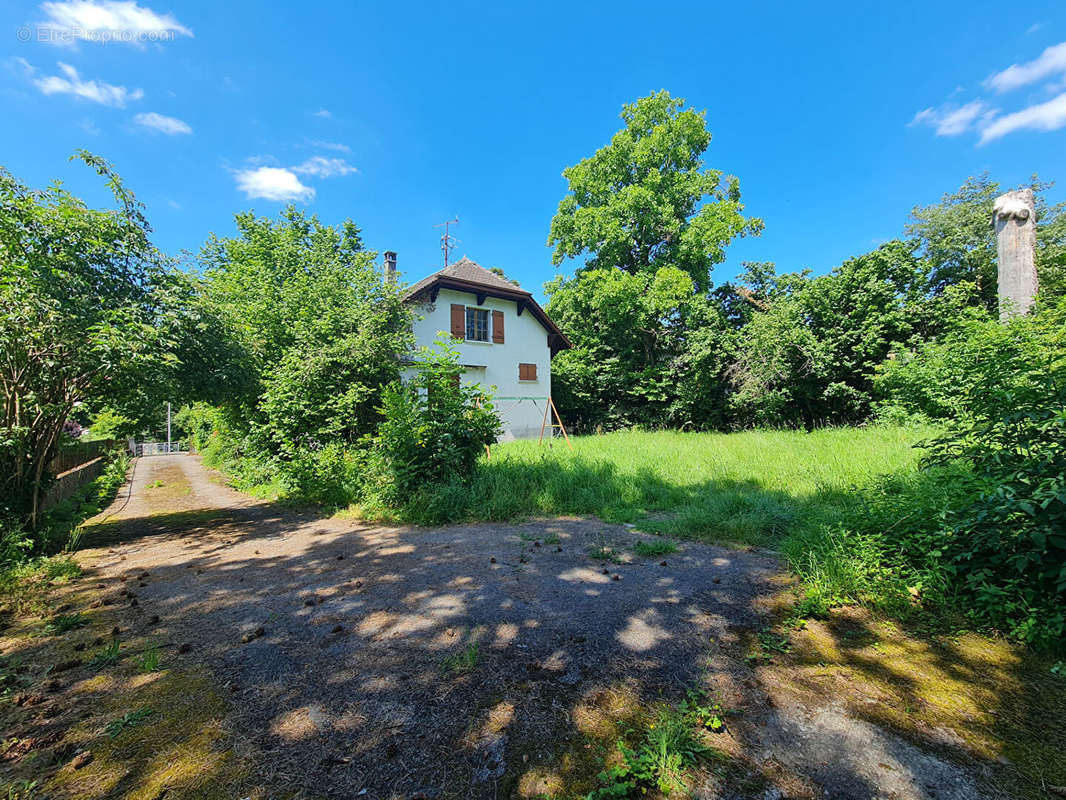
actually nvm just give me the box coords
[384,251,397,285]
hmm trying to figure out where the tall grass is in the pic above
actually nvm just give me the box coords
[374,425,932,547]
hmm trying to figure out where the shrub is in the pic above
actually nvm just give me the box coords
[919,299,1066,645]
[0,517,33,571]
[88,407,137,440]
[362,336,500,509]
[829,299,1066,646]
[173,403,218,452]
[0,446,128,571]
[874,305,994,420]
[277,442,363,507]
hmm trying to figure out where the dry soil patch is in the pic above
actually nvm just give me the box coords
[3,454,1017,800]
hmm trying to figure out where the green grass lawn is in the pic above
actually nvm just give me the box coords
[397,424,933,547]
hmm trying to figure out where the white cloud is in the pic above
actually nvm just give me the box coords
[1027,22,1043,35]
[134,111,191,134]
[78,117,100,134]
[306,139,351,153]
[12,57,35,76]
[313,108,332,118]
[979,91,1066,143]
[39,0,192,45]
[910,100,992,136]
[985,41,1066,93]
[235,167,314,203]
[242,154,279,168]
[292,156,357,178]
[33,62,143,107]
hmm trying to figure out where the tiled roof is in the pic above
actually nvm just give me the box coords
[403,256,529,300]
[402,256,571,353]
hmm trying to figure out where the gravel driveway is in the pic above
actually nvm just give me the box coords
[74,454,991,800]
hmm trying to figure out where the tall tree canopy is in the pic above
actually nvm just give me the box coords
[196,208,412,461]
[546,266,733,430]
[547,90,762,291]
[0,153,168,526]
[729,241,976,428]
[906,173,1066,309]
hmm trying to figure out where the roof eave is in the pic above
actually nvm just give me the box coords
[404,275,572,355]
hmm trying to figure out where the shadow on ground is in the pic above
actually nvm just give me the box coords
[2,454,1060,800]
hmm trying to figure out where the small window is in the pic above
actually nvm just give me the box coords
[518,363,538,381]
[465,308,489,341]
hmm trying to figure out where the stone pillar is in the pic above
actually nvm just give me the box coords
[384,250,398,285]
[993,189,1038,320]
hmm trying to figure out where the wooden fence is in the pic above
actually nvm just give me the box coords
[48,439,120,475]
[40,439,124,512]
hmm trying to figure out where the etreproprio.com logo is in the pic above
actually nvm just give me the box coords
[17,25,177,44]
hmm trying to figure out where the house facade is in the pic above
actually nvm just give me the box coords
[400,256,571,440]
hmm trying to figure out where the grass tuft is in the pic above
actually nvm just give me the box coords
[105,707,154,738]
[91,640,121,669]
[139,646,161,673]
[632,538,678,557]
[43,612,86,635]
[441,642,480,675]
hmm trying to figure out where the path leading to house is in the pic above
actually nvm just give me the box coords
[24,454,1010,799]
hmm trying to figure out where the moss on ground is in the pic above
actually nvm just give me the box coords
[768,606,1066,799]
[510,684,647,799]
[506,683,778,800]
[0,556,260,800]
[44,669,250,799]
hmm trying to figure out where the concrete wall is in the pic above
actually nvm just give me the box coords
[408,287,552,440]
[41,458,105,512]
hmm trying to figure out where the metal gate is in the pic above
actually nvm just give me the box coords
[136,441,185,456]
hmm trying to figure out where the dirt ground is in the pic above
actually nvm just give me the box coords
[4,454,1053,800]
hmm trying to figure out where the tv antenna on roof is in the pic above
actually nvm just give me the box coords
[434,216,459,267]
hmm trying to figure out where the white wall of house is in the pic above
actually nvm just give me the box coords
[407,287,552,440]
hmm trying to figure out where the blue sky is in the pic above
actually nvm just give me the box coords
[4,1,1066,301]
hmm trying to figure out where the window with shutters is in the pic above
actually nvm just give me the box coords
[518,363,538,381]
[465,308,489,341]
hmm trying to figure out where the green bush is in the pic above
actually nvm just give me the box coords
[278,442,363,507]
[197,415,281,494]
[185,208,413,501]
[919,300,1066,645]
[784,463,976,623]
[88,407,137,440]
[0,516,33,571]
[361,336,500,510]
[0,446,128,571]
[819,300,1066,646]
[173,403,218,452]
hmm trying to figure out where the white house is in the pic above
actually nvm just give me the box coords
[398,255,571,440]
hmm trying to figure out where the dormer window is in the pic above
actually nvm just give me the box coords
[465,308,489,342]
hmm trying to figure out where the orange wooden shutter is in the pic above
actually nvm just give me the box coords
[492,310,504,343]
[518,363,537,380]
[450,304,465,338]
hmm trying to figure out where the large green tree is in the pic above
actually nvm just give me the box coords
[547,90,762,292]
[196,208,412,493]
[546,266,735,430]
[0,153,169,527]
[729,241,975,427]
